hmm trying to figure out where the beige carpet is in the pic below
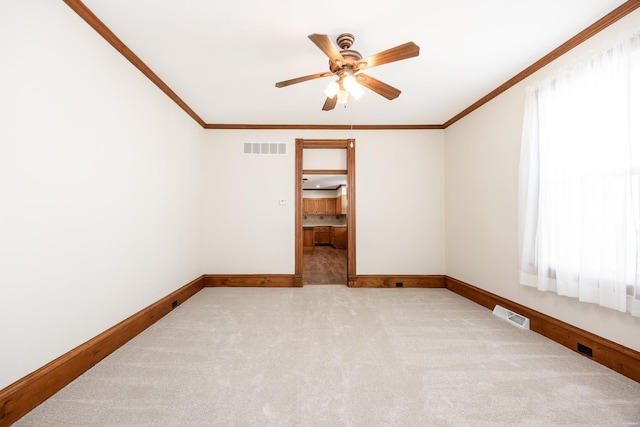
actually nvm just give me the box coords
[15,287,640,426]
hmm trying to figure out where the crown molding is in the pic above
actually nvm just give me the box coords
[204,123,443,130]
[64,0,640,131]
[63,0,207,128]
[442,0,640,128]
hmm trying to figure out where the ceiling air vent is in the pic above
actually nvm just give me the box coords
[242,142,287,156]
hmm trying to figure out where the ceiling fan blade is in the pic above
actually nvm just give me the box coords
[275,71,332,88]
[356,73,401,100]
[308,33,345,67]
[357,42,420,70]
[322,96,337,111]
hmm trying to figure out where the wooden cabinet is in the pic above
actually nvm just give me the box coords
[306,226,347,249]
[303,227,315,253]
[303,198,317,215]
[304,198,322,214]
[314,226,332,245]
[314,199,326,215]
[333,227,347,249]
[335,195,347,215]
[325,198,336,215]
[304,198,338,215]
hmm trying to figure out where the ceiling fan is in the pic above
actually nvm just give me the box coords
[275,33,420,111]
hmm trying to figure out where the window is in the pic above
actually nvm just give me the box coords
[519,30,640,317]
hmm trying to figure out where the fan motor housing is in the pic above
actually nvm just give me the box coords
[336,33,355,49]
[328,33,363,72]
[329,49,362,73]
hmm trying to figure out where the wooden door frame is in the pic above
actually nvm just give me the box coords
[295,138,356,286]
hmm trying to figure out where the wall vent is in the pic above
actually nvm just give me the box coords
[492,305,530,330]
[242,142,287,156]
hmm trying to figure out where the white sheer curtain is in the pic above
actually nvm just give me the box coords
[519,30,640,317]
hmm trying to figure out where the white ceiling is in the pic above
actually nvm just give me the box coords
[303,174,346,190]
[80,0,627,126]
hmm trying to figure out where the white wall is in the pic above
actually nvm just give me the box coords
[200,132,294,274]
[200,130,446,275]
[0,1,204,389]
[303,190,340,198]
[445,10,640,352]
[303,148,347,170]
[357,131,446,274]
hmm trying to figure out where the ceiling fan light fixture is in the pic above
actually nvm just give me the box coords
[275,33,419,111]
[337,88,349,104]
[343,75,364,100]
[324,81,340,98]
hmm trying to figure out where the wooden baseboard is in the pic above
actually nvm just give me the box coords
[0,275,205,427]
[351,275,445,288]
[203,274,301,287]
[203,274,445,288]
[444,276,640,383]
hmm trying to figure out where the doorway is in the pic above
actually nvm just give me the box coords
[295,138,356,286]
[302,172,347,284]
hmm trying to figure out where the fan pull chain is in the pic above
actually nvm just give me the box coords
[349,99,354,140]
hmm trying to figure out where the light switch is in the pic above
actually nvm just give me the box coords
[279,199,287,206]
